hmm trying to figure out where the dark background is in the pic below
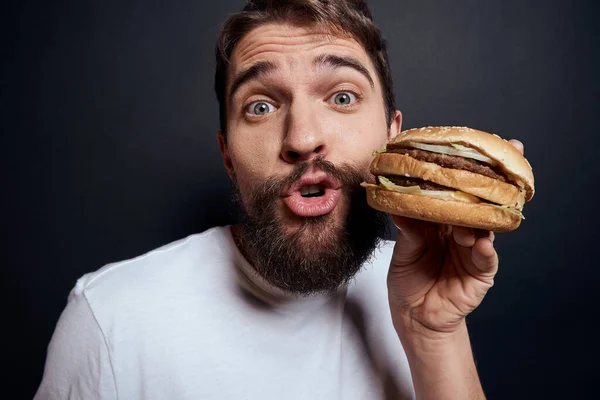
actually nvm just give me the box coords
[3,0,598,398]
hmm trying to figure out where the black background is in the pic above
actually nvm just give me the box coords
[3,0,599,399]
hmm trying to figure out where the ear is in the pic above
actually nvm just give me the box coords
[388,110,403,141]
[217,130,234,179]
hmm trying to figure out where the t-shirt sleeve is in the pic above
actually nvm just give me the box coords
[34,282,118,400]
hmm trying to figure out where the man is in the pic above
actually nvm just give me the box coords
[35,1,525,399]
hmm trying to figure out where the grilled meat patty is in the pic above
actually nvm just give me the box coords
[388,148,507,182]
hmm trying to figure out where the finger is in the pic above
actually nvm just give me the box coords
[471,237,498,275]
[392,216,433,265]
[474,229,494,243]
[438,224,453,238]
[392,216,430,246]
[453,226,476,247]
[509,139,524,155]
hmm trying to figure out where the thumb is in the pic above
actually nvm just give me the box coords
[391,216,430,266]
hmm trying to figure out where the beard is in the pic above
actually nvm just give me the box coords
[231,157,389,296]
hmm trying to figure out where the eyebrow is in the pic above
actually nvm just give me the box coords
[228,60,277,103]
[314,54,375,89]
[227,53,375,103]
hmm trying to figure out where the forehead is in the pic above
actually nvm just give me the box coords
[229,22,374,80]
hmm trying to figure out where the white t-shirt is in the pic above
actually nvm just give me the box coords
[34,226,415,399]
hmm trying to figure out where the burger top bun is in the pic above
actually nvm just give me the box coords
[391,126,535,201]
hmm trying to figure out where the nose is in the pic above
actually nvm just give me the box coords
[280,100,327,164]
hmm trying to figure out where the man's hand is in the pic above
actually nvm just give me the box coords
[387,139,524,399]
[388,139,524,336]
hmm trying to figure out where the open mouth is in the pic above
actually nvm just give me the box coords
[283,174,342,217]
[300,184,326,198]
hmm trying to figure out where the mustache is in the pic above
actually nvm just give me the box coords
[260,156,369,196]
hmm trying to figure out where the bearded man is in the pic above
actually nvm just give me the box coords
[35,1,525,399]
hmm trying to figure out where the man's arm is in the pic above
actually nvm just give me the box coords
[387,218,495,400]
[385,139,524,399]
[34,285,117,400]
[395,319,484,399]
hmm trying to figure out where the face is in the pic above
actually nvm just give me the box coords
[219,23,402,294]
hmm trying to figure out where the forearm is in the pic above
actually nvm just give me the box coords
[395,318,485,400]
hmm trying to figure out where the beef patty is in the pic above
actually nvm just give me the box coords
[388,147,507,182]
[386,176,448,191]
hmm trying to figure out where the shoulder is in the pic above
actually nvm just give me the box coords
[346,238,415,397]
[70,226,235,319]
[77,226,227,289]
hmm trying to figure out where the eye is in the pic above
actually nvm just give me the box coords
[331,92,357,106]
[247,101,275,116]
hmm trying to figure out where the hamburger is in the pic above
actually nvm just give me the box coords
[362,126,534,232]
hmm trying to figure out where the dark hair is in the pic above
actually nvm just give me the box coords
[214,0,396,139]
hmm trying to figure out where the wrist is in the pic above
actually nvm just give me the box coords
[390,299,468,338]
[392,311,470,351]
[394,317,484,399]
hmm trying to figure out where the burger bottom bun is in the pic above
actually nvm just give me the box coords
[366,187,522,232]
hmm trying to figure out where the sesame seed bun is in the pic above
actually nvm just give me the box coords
[390,126,534,201]
[365,126,534,232]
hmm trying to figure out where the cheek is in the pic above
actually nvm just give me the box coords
[230,152,259,187]
[356,102,389,143]
[326,106,389,164]
[228,141,279,198]
[228,121,284,175]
